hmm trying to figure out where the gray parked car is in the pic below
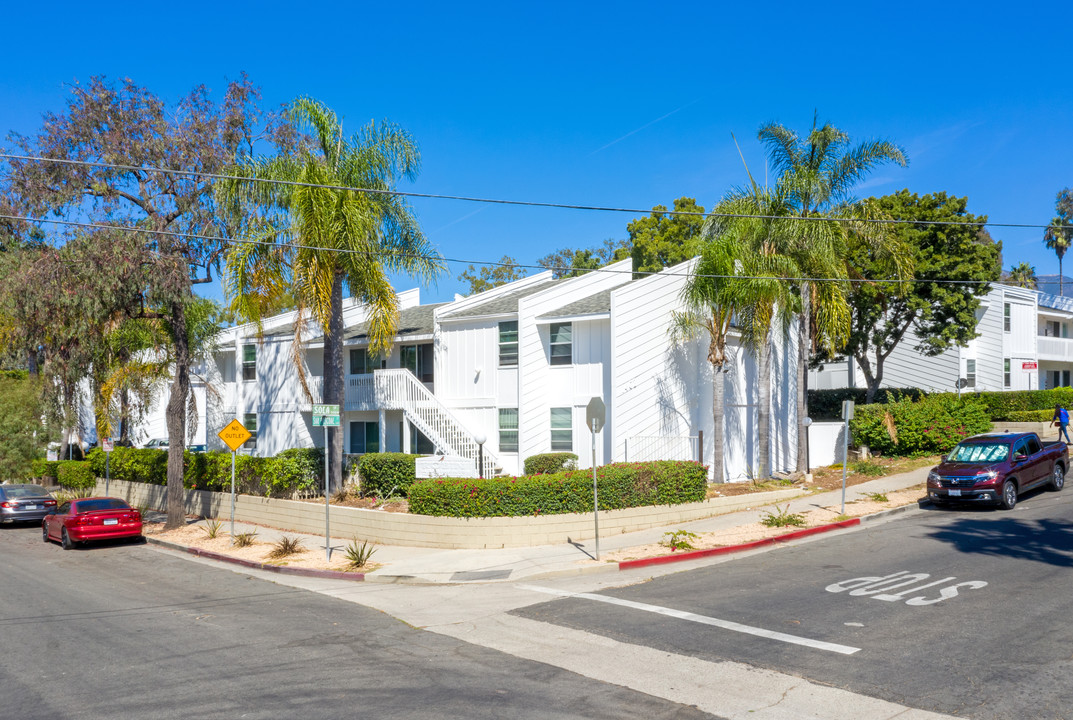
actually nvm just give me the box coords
[0,484,57,525]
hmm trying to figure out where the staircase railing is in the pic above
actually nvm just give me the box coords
[370,369,500,478]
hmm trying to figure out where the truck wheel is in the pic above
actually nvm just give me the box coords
[1051,464,1065,492]
[999,480,1018,510]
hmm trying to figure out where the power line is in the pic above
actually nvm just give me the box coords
[0,212,1013,287]
[0,152,1056,231]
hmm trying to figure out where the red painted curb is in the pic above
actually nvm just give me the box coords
[618,517,861,570]
[147,537,364,581]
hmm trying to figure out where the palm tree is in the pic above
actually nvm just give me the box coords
[1007,262,1037,290]
[218,98,444,490]
[1044,218,1071,296]
[757,115,909,474]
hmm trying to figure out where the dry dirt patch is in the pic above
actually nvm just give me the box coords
[144,521,380,573]
[589,485,926,564]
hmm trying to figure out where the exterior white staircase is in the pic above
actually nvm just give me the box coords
[347,369,500,477]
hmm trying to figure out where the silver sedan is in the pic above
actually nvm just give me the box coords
[0,484,57,525]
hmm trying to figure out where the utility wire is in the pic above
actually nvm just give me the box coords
[0,212,1017,287]
[0,152,1056,231]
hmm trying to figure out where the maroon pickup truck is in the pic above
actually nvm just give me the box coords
[927,432,1067,510]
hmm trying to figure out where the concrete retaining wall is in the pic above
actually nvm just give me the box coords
[97,479,805,549]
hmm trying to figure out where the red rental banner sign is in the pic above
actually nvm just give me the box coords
[1022,361,1038,370]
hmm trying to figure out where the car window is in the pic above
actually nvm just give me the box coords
[948,443,1009,463]
[1012,440,1027,458]
[1025,437,1042,455]
[57,502,71,514]
[74,498,131,512]
[2,485,48,498]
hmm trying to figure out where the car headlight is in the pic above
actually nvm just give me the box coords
[928,470,940,483]
[976,470,998,483]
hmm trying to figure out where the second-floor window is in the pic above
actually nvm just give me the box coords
[1004,303,1011,332]
[499,321,518,367]
[401,344,434,383]
[242,344,257,381]
[1046,320,1061,337]
[499,408,519,452]
[349,348,379,375]
[549,322,572,366]
[965,359,976,388]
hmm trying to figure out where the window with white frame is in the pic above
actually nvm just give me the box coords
[242,344,257,381]
[965,359,976,388]
[549,322,572,366]
[499,408,519,452]
[550,407,572,451]
[1004,358,1011,388]
[349,421,379,454]
[1004,303,1011,332]
[349,348,379,375]
[498,321,519,367]
[243,413,257,450]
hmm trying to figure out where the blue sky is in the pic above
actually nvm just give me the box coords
[2,1,1071,303]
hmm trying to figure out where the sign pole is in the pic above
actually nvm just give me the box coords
[592,418,599,560]
[841,400,854,515]
[105,448,110,496]
[324,424,331,562]
[230,450,236,543]
[216,418,253,546]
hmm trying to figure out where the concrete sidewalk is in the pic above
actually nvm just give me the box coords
[149,465,932,585]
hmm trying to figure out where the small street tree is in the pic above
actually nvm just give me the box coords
[1008,262,1037,289]
[629,197,706,276]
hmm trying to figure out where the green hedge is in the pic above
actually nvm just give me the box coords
[31,459,59,479]
[808,388,928,420]
[357,453,419,497]
[56,461,95,490]
[523,453,579,475]
[951,387,1073,421]
[84,446,323,498]
[850,395,992,456]
[408,460,707,518]
[1006,409,1055,423]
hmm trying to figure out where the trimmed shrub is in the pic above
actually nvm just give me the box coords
[408,460,707,518]
[951,387,1073,421]
[56,461,95,490]
[32,459,59,480]
[1006,409,1055,423]
[850,395,992,456]
[260,448,323,497]
[808,388,928,421]
[358,453,419,497]
[523,453,579,475]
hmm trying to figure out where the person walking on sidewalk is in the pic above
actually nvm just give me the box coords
[1053,405,1071,444]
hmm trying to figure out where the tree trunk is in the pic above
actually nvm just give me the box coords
[323,270,345,492]
[711,364,725,484]
[27,347,38,377]
[796,282,811,474]
[758,334,771,479]
[164,299,189,530]
[119,389,131,445]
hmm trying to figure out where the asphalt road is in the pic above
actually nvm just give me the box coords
[0,524,716,720]
[513,487,1073,720]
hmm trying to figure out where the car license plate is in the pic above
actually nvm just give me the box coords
[949,489,962,497]
[103,518,119,526]
[24,505,38,510]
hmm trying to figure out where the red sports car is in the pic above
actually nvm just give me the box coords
[42,497,143,550]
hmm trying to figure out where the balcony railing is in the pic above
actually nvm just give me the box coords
[1037,337,1073,361]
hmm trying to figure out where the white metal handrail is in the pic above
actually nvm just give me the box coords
[365,369,500,477]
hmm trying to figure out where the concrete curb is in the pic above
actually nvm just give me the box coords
[147,537,365,582]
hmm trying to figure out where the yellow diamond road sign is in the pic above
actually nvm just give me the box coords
[218,419,252,452]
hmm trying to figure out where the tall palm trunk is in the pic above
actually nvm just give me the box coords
[796,282,810,474]
[164,299,189,530]
[758,333,771,479]
[712,367,724,483]
[323,270,346,492]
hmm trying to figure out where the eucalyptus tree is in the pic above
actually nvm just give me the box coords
[218,98,444,490]
[1044,217,1071,296]
[1008,262,1037,289]
[756,116,909,473]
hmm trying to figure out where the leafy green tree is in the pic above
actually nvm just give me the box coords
[0,374,47,480]
[218,98,443,490]
[8,75,285,528]
[538,238,630,279]
[1008,262,1037,289]
[629,197,706,276]
[835,191,999,403]
[458,255,529,293]
[756,115,909,472]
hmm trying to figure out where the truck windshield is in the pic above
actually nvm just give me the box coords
[947,443,1009,463]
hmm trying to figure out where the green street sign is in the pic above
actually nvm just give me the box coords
[312,404,340,417]
[312,415,340,427]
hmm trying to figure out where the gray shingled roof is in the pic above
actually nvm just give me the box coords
[536,288,613,320]
[443,280,561,319]
[344,302,447,341]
